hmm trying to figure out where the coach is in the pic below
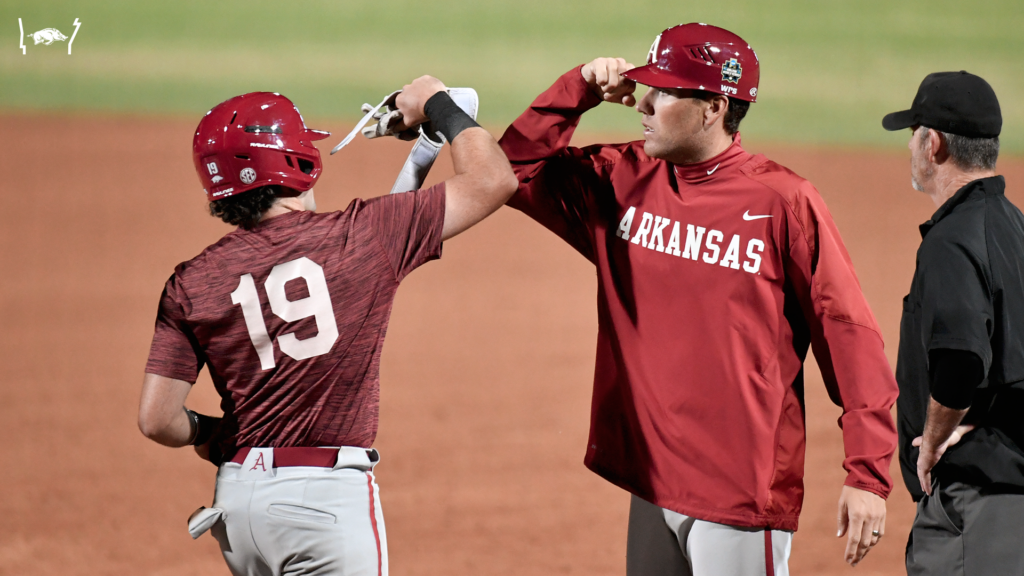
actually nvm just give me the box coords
[884,71,1024,575]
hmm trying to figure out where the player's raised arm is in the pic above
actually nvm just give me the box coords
[580,57,637,106]
[394,76,517,241]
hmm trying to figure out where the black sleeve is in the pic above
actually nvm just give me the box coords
[918,237,993,370]
[928,348,984,410]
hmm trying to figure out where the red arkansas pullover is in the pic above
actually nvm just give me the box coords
[499,67,898,531]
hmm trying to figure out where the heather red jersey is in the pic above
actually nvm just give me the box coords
[499,68,898,531]
[146,186,445,456]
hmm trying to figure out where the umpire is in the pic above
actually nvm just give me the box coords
[884,71,1024,575]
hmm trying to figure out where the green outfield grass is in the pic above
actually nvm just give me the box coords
[2,0,1022,150]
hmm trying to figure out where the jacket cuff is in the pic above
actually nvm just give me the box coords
[844,477,891,500]
[564,64,605,110]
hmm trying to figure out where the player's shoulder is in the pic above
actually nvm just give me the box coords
[171,208,359,280]
[738,154,820,204]
[736,154,839,243]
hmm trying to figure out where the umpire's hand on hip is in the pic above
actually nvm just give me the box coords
[836,485,886,567]
[580,57,637,106]
[912,423,975,496]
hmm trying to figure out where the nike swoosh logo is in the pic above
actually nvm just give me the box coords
[743,210,773,221]
[707,163,721,176]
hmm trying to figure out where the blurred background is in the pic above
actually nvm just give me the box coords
[2,0,1022,148]
[1,1,1022,576]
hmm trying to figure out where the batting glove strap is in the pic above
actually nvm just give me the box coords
[424,92,480,144]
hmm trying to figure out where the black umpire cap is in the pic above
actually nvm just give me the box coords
[882,71,1001,138]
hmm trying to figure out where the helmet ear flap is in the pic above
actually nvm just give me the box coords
[279,153,316,176]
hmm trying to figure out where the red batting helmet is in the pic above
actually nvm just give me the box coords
[193,92,331,201]
[623,23,760,103]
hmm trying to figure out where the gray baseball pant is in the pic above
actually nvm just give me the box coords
[209,447,387,576]
[626,494,792,576]
[906,479,1024,576]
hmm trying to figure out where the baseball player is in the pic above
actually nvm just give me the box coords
[137,76,517,576]
[498,23,899,574]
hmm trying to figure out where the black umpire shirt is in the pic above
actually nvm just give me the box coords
[897,176,1024,501]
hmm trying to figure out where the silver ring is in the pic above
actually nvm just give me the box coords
[871,530,881,537]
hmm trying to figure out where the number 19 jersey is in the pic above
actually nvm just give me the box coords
[145,186,445,456]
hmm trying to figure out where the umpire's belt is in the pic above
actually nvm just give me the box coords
[230,446,379,470]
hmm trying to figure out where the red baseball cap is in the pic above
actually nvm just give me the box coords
[623,23,760,103]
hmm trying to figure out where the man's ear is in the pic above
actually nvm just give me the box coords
[929,130,950,164]
[704,95,729,128]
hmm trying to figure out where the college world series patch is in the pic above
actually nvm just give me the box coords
[722,58,742,84]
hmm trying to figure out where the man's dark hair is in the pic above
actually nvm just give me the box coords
[693,91,751,135]
[209,185,282,230]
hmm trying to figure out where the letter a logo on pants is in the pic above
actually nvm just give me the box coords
[251,453,266,471]
[240,448,275,479]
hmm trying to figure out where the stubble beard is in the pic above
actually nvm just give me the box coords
[646,133,707,165]
[911,158,934,193]
[910,141,932,193]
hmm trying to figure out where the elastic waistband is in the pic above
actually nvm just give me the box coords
[230,446,379,470]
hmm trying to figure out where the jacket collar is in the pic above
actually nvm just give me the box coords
[920,175,1005,237]
[672,133,750,185]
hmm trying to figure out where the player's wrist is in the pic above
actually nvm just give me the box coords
[184,409,221,446]
[424,92,480,143]
[580,63,594,84]
[184,408,200,444]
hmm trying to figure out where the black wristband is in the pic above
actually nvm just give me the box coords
[423,91,480,143]
[185,409,221,446]
[194,413,221,446]
[184,408,200,444]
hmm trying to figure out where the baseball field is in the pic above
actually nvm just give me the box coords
[1,1,1023,575]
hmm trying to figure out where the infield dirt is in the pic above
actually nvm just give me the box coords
[2,113,1021,576]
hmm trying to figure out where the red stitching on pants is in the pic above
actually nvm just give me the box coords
[764,531,775,576]
[367,472,382,576]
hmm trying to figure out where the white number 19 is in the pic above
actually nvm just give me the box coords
[230,256,339,370]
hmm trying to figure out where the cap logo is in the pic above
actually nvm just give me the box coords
[722,58,742,84]
[647,33,662,65]
[239,167,257,185]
